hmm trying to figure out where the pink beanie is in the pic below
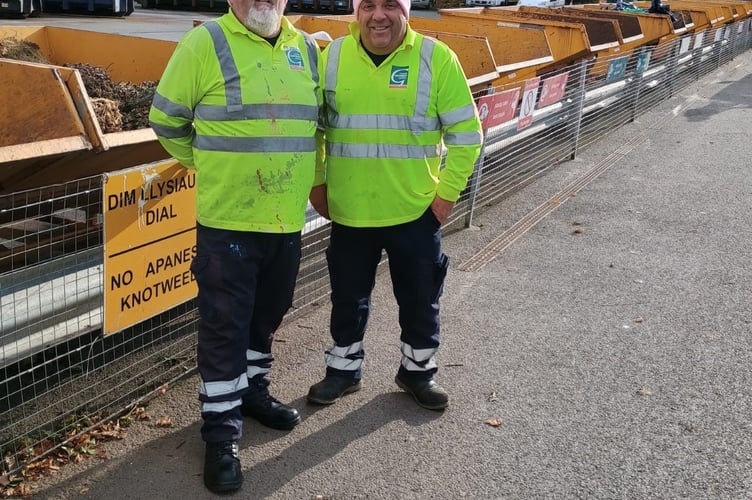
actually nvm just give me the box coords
[353,0,410,18]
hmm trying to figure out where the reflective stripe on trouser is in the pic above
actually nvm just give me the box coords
[192,223,301,442]
[325,209,449,381]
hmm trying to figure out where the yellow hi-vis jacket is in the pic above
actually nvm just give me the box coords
[316,23,483,228]
[149,14,324,233]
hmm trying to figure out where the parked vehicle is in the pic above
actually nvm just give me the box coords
[0,0,132,17]
[287,0,353,13]
[411,0,436,9]
[0,0,42,17]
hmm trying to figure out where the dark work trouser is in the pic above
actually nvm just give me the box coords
[324,208,449,382]
[191,224,301,443]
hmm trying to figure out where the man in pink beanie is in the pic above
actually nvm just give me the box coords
[308,0,482,411]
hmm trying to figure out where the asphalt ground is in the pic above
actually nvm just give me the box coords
[8,11,752,500]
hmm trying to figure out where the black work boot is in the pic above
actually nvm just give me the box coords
[307,376,362,405]
[241,386,300,431]
[204,440,243,493]
[395,374,449,411]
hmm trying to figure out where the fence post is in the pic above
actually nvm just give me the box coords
[568,58,589,161]
[713,26,724,69]
[729,21,739,59]
[628,47,648,123]
[691,31,704,81]
[668,38,681,98]
[464,87,495,229]
[464,138,486,229]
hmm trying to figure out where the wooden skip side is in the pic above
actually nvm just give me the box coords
[563,7,645,42]
[696,0,752,18]
[650,1,735,26]
[409,16,554,75]
[442,8,594,69]
[0,60,90,159]
[574,6,678,42]
[475,7,621,51]
[415,30,501,89]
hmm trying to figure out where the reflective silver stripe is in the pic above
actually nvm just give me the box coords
[401,357,438,372]
[202,399,242,413]
[150,121,193,139]
[327,341,364,356]
[327,142,441,159]
[246,349,273,362]
[325,36,445,154]
[246,350,272,378]
[324,38,344,114]
[326,356,363,371]
[327,113,440,132]
[152,91,194,120]
[444,130,483,146]
[440,103,477,128]
[414,37,435,119]
[400,342,438,372]
[195,135,316,153]
[324,341,364,371]
[247,366,269,378]
[200,373,248,397]
[203,21,243,112]
[195,103,319,122]
[299,30,320,85]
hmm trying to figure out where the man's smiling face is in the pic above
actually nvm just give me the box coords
[357,0,408,55]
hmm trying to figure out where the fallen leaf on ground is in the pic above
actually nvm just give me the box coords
[484,418,503,427]
[637,386,653,396]
[156,417,173,428]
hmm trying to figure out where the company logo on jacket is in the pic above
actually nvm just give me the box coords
[390,66,409,88]
[285,46,304,71]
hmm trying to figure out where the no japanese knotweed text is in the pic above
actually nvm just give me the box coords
[103,160,197,335]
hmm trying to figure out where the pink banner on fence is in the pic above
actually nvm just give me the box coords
[477,88,521,130]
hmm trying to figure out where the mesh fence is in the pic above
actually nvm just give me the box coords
[1,16,750,477]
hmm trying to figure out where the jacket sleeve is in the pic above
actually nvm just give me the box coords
[314,41,327,187]
[148,29,208,168]
[313,43,329,187]
[435,47,483,202]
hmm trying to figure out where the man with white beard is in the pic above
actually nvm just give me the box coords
[149,0,323,493]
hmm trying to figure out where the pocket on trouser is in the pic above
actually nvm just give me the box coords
[433,253,450,304]
[423,206,442,229]
[190,254,226,325]
[190,254,210,282]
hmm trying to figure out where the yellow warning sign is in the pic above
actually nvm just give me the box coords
[103,159,197,335]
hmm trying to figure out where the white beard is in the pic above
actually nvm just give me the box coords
[244,3,282,37]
